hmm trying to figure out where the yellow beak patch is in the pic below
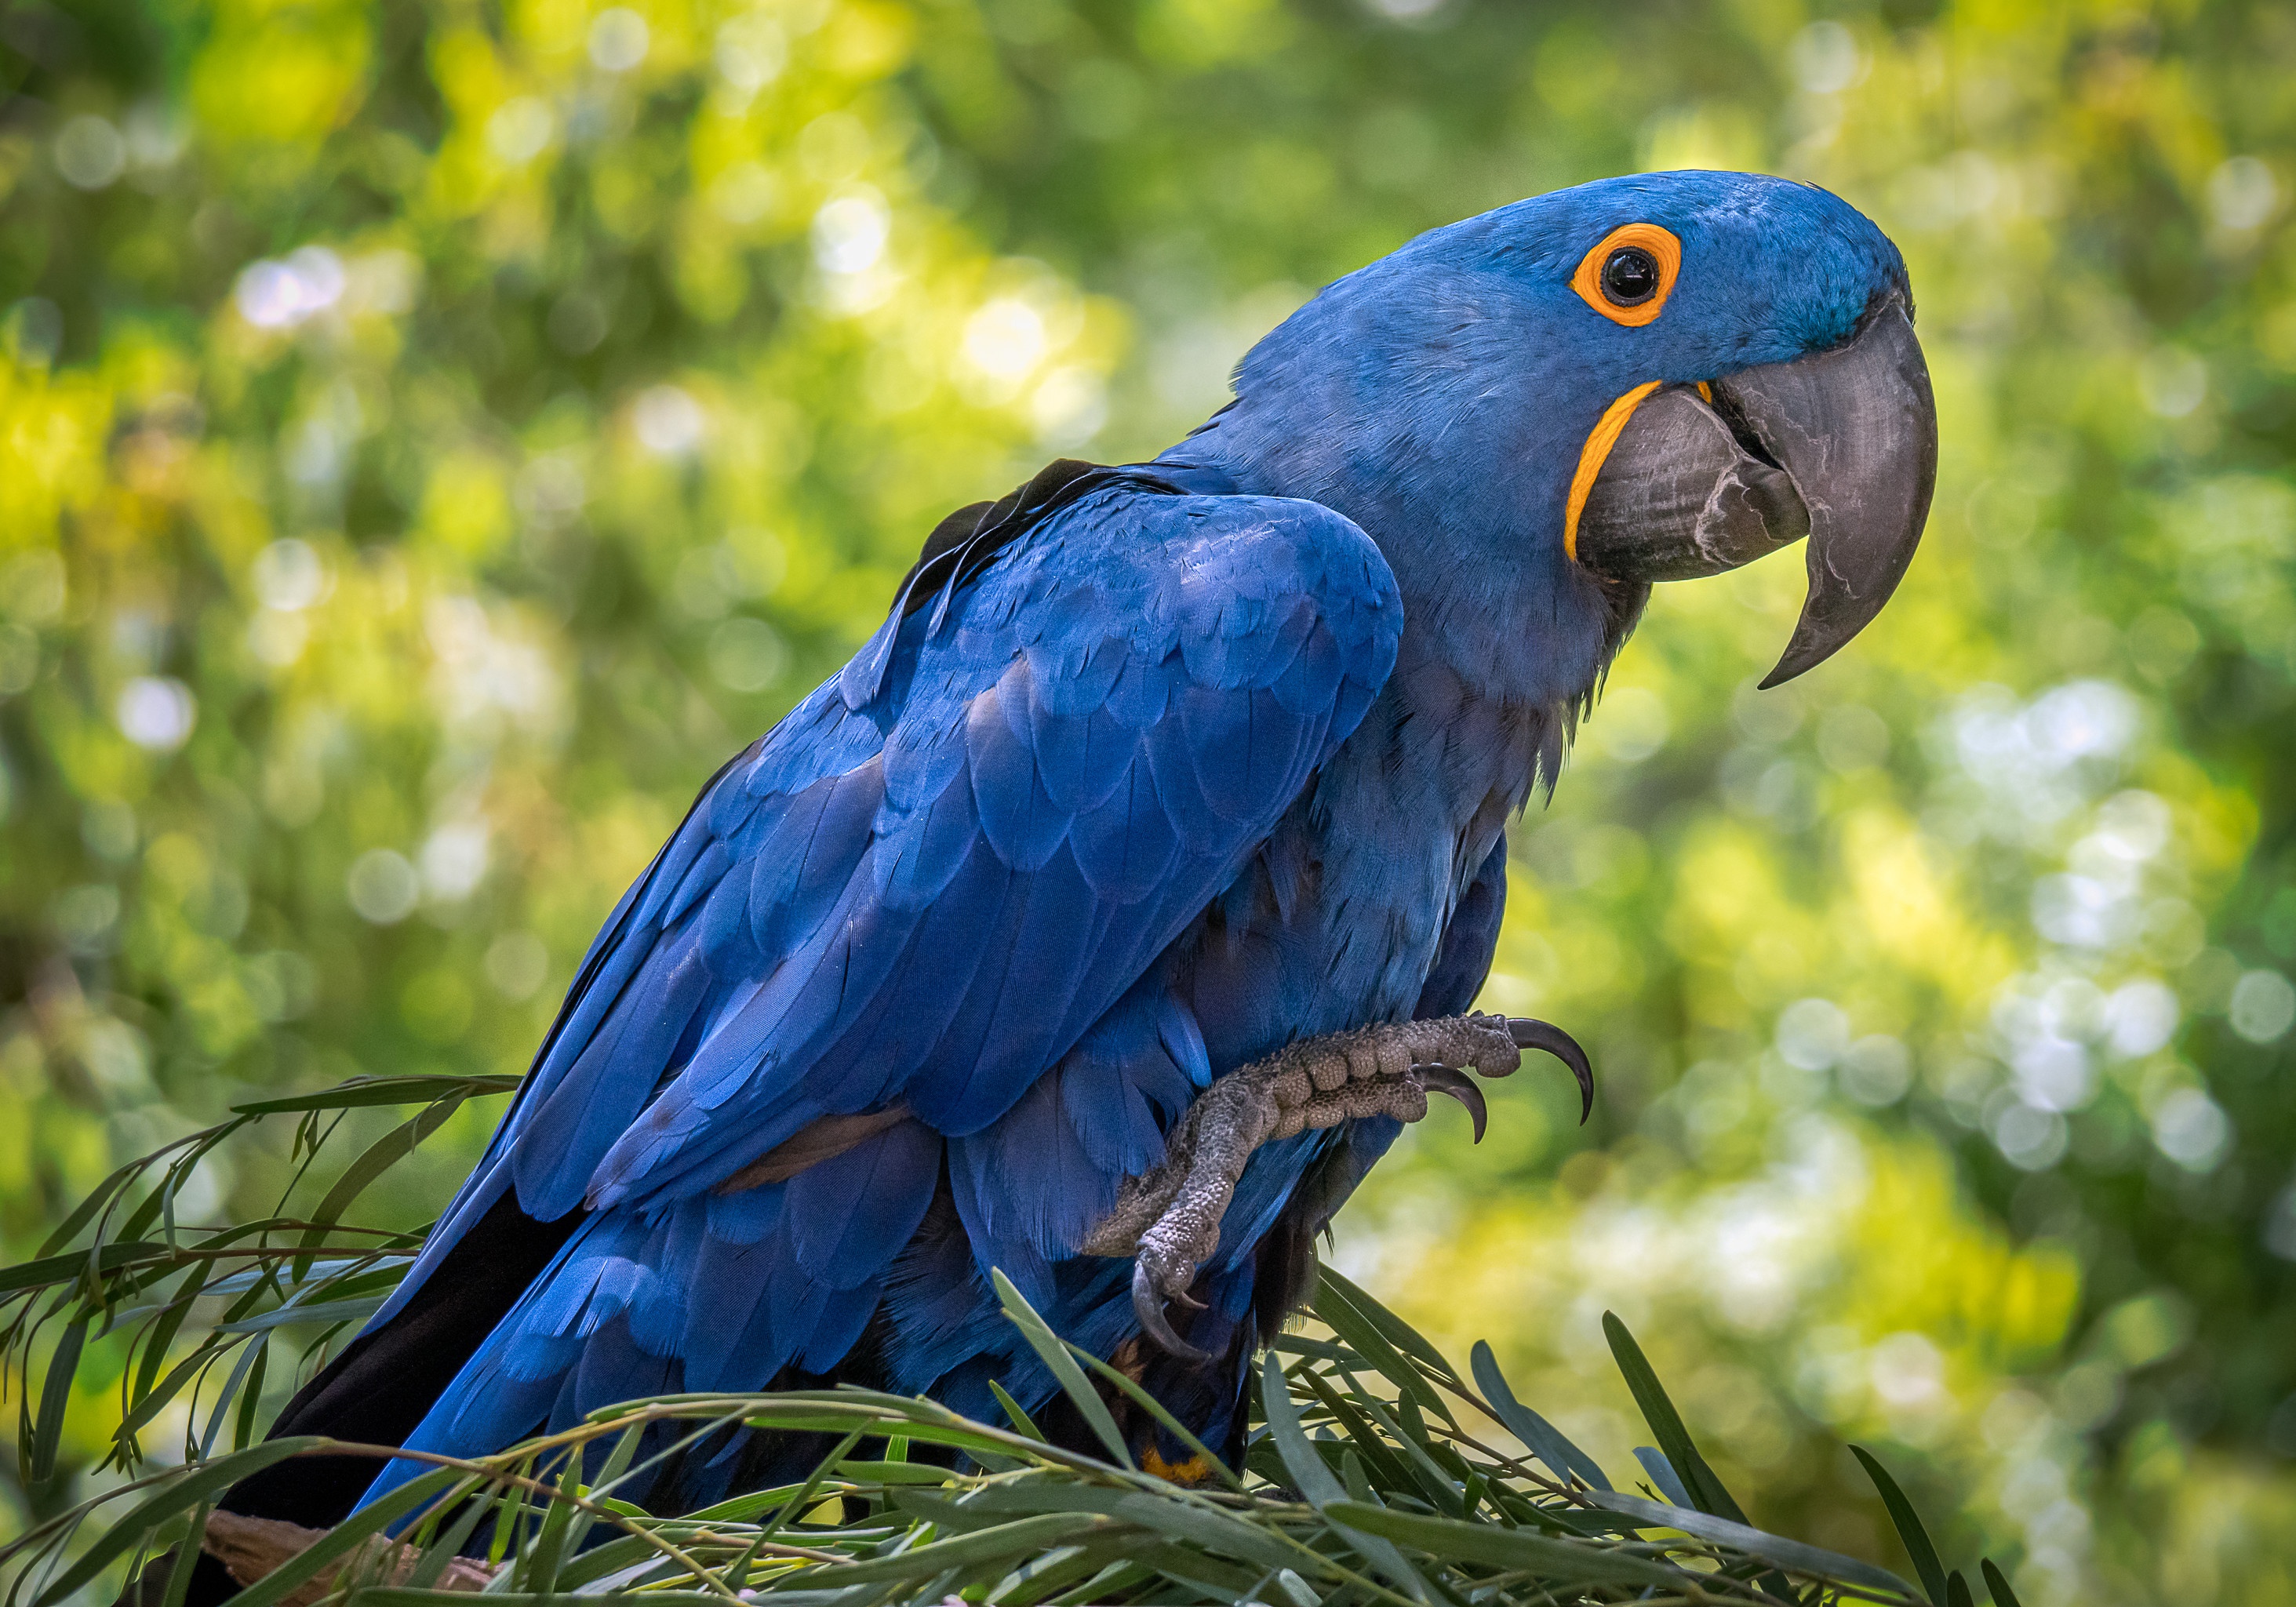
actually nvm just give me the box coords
[1562,380,1718,564]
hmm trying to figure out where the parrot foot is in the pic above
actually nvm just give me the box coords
[1081,1013,1592,1361]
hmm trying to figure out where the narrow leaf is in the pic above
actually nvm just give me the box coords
[1468,1340,1612,1491]
[403,1482,495,1591]
[1632,1446,1694,1508]
[214,1296,388,1336]
[1061,1339,1243,1492]
[1259,1353,1425,1602]
[1601,1311,1745,1522]
[991,1269,1131,1470]
[160,1507,209,1607]
[31,1313,89,1483]
[232,1074,520,1114]
[813,1513,1107,1583]
[1258,1352,1344,1508]
[344,1594,725,1607]
[31,1438,320,1607]
[220,1465,467,1607]
[1981,1559,2025,1607]
[1851,1444,1948,1606]
[37,1158,146,1256]
[0,1243,169,1298]
[1321,1502,1694,1591]
[988,1378,1047,1442]
[296,1099,464,1274]
[1585,1489,1925,1602]
[1308,1273,1444,1417]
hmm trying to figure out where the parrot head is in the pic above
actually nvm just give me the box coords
[1189,169,1938,700]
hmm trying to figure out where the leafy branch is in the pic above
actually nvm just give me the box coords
[4,1075,2028,1606]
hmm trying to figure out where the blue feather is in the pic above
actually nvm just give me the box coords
[340,169,1932,1517]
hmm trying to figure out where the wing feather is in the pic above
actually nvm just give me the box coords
[365,500,1414,1492]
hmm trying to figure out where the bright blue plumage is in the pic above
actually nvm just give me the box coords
[310,169,1928,1516]
[355,476,1403,1504]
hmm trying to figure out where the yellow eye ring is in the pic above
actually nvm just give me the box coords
[1571,223,1683,328]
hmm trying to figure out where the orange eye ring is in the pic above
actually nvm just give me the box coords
[1571,223,1683,328]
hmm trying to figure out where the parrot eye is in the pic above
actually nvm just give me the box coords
[1571,223,1684,327]
[1601,248,1660,306]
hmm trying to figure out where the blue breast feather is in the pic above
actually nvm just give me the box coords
[354,481,1406,1506]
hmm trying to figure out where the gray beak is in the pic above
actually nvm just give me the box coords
[1574,300,1938,687]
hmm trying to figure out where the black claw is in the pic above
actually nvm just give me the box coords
[1133,1259,1214,1362]
[1505,1017,1596,1123]
[1419,1066,1488,1143]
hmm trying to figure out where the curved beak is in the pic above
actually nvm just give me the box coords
[1572,300,1938,686]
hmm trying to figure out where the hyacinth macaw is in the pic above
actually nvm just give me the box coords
[218,169,1935,1534]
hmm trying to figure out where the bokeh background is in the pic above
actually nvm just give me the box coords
[3,0,2294,1598]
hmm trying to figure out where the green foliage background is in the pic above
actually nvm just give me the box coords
[2,0,2293,1599]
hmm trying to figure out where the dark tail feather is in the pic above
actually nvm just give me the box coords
[124,1192,577,1607]
[222,1191,577,1528]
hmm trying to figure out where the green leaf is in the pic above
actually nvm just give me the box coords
[0,1242,170,1297]
[1059,1339,1243,1492]
[991,1268,1131,1470]
[1346,1392,1466,1515]
[1585,1489,1925,1602]
[1308,1270,1444,1418]
[1258,1352,1344,1508]
[213,1295,389,1335]
[1314,1266,1458,1380]
[890,1486,1013,1533]
[36,1157,147,1256]
[967,1484,1311,1580]
[231,1340,270,1451]
[1320,1502,1694,1591]
[345,1594,727,1607]
[1851,1445,1949,1605]
[403,1481,496,1591]
[30,1438,320,1607]
[1294,1367,1419,1498]
[1468,1340,1612,1491]
[221,1465,469,1607]
[519,1449,584,1594]
[198,1333,270,1457]
[988,1377,1047,1442]
[231,1074,521,1114]
[1259,1352,1424,1603]
[128,1266,207,1412]
[835,1459,954,1485]
[29,1311,89,1483]
[1632,1445,1694,1507]
[1130,1536,1264,1595]
[810,1512,1109,1583]
[565,1420,644,1554]
[1600,1311,1745,1523]
[295,1097,465,1276]
[1981,1558,2025,1607]
[1947,1570,1977,1607]
[160,1507,209,1607]
[757,1427,868,1545]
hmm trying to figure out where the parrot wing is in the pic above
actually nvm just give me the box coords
[373,474,1402,1329]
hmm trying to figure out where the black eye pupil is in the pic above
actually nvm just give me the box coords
[1602,247,1660,305]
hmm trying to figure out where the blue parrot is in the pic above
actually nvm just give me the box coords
[220,169,1934,1531]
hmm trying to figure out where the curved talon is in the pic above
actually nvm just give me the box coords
[1506,1016,1596,1122]
[1132,1260,1214,1363]
[1418,1066,1489,1143]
